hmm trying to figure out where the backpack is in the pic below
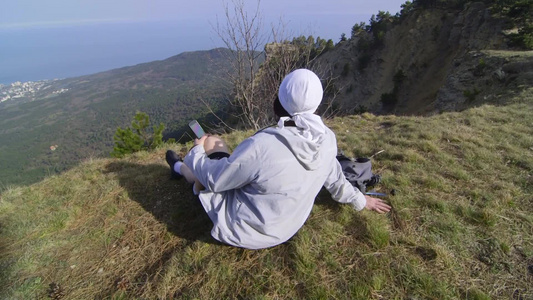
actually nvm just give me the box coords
[336,154,381,194]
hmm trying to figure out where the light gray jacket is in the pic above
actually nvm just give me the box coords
[184,126,366,249]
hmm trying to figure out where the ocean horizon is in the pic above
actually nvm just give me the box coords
[0,20,216,85]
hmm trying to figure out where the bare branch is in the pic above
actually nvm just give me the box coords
[198,98,236,131]
[213,0,342,130]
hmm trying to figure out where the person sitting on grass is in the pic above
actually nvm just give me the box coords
[165,69,391,250]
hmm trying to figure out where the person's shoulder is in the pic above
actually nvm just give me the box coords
[254,127,284,139]
[324,125,336,136]
[323,126,338,143]
[236,130,274,149]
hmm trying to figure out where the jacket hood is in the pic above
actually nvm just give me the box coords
[262,126,330,171]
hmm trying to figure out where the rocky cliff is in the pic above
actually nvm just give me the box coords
[317,2,532,115]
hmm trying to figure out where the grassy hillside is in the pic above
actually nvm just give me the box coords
[1,89,532,299]
[0,48,235,189]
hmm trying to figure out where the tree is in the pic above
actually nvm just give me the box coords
[351,22,367,39]
[214,0,266,130]
[399,1,415,20]
[413,0,437,8]
[506,0,533,49]
[340,33,347,42]
[325,39,335,51]
[214,0,341,130]
[369,11,393,45]
[111,112,164,158]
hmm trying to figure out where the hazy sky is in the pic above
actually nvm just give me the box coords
[0,0,407,83]
[1,0,406,30]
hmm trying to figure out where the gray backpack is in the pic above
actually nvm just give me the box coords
[336,154,380,194]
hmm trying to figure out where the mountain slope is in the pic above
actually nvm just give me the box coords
[1,89,531,299]
[317,2,533,115]
[0,48,234,189]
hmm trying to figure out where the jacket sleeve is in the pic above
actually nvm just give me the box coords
[183,138,259,193]
[323,158,367,211]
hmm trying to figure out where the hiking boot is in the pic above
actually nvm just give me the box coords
[165,150,183,179]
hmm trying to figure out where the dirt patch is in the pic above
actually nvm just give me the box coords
[415,246,438,261]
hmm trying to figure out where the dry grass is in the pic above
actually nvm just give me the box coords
[482,50,533,59]
[1,90,532,299]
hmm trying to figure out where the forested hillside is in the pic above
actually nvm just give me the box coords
[315,0,533,115]
[0,49,235,189]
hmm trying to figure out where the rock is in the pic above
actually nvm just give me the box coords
[493,69,506,81]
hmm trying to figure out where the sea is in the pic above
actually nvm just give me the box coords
[0,20,217,85]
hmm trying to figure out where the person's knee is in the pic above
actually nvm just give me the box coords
[193,180,204,195]
[204,135,229,155]
[180,163,197,184]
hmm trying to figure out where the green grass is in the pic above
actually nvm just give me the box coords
[1,90,532,299]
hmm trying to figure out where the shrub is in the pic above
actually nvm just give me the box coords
[111,112,165,158]
[353,105,368,114]
[325,39,335,51]
[351,22,367,39]
[509,25,533,50]
[381,92,398,106]
[393,69,407,86]
[358,54,372,70]
[504,0,533,49]
[356,35,373,52]
[399,1,415,20]
[342,63,351,77]
[369,11,393,46]
[507,0,532,19]
[346,84,354,94]
[463,88,481,102]
[473,58,487,76]
[339,33,347,42]
[432,26,440,41]
[380,69,406,109]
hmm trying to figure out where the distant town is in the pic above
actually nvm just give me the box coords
[0,80,68,103]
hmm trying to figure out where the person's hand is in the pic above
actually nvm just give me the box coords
[364,195,391,213]
[194,135,208,147]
